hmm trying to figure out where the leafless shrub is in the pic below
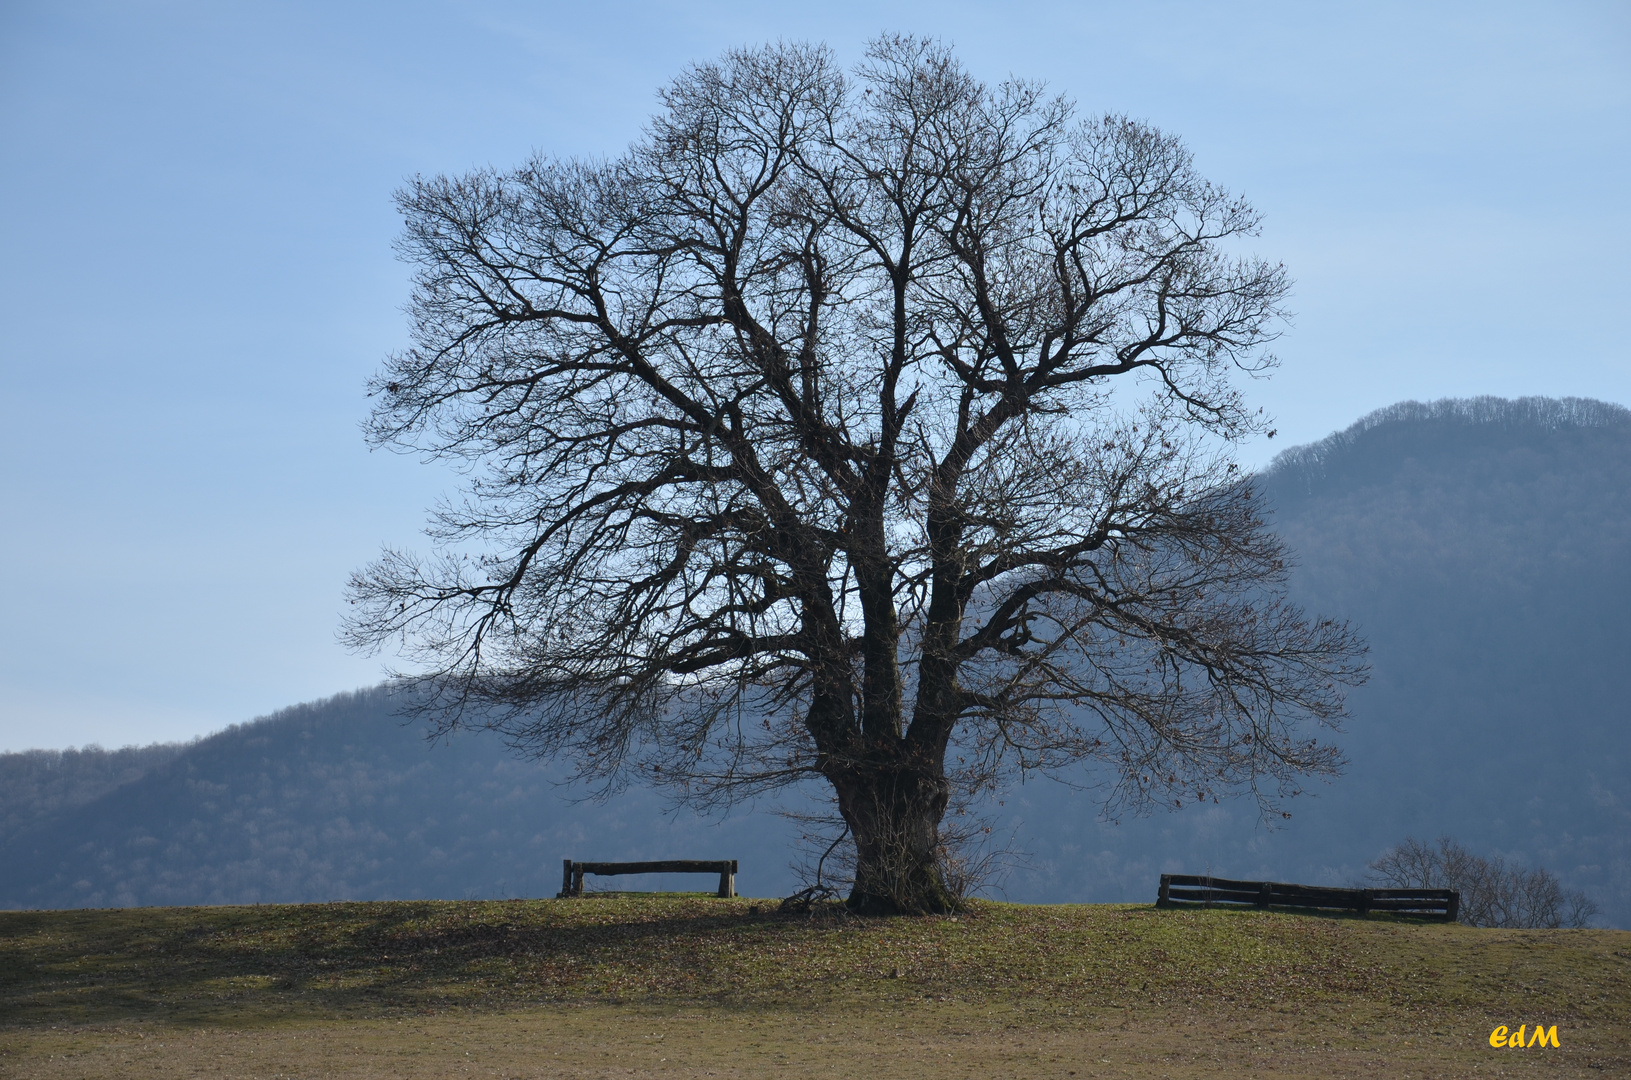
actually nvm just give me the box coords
[1369,836,1598,928]
[780,814,851,913]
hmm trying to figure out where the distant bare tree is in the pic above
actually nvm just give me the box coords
[346,37,1366,913]
[1369,837,1598,928]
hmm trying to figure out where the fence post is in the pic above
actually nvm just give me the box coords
[1257,882,1271,908]
[1157,874,1171,908]
[561,859,575,898]
[573,864,586,896]
[1446,890,1460,922]
[717,860,737,898]
[1358,888,1372,916]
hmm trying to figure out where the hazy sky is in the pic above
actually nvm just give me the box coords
[2,0,1627,752]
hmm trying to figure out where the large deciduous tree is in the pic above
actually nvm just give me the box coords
[346,37,1365,914]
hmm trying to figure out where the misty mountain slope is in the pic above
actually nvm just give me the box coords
[0,688,805,908]
[1271,398,1629,813]
[0,743,186,844]
[991,397,1631,924]
[2,396,1627,925]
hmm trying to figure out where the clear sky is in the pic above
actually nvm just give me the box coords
[2,0,1627,752]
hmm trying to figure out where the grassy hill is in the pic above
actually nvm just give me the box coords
[1,897,1626,1077]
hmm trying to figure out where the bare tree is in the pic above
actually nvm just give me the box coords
[1369,837,1599,928]
[346,37,1366,914]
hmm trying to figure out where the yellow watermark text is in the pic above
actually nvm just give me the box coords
[1488,1024,1560,1048]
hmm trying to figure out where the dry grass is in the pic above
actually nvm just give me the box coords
[1,895,1626,1077]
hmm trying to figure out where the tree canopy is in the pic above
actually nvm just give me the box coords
[347,37,1365,913]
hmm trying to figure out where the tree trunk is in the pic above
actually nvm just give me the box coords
[831,762,955,914]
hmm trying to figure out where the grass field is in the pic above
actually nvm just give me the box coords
[1,894,1626,1077]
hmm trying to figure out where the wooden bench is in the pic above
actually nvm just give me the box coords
[559,859,738,898]
[1157,873,1458,920]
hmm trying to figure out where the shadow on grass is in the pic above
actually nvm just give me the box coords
[6,897,1619,1030]
[0,896,888,1025]
[1153,903,1457,925]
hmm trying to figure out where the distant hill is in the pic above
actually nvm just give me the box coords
[995,396,1631,923]
[0,742,185,845]
[0,688,804,906]
[3,397,1627,924]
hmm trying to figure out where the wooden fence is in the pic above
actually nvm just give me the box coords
[559,859,738,899]
[1157,874,1458,920]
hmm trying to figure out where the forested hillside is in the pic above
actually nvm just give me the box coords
[0,688,802,906]
[0,743,185,846]
[995,396,1631,924]
[3,397,1626,924]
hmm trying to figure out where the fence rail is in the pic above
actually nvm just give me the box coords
[1157,874,1458,920]
[559,859,738,898]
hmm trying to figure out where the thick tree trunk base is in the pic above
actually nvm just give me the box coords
[834,764,955,916]
[846,879,959,916]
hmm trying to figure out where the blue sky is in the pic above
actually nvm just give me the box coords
[2,0,1627,751]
